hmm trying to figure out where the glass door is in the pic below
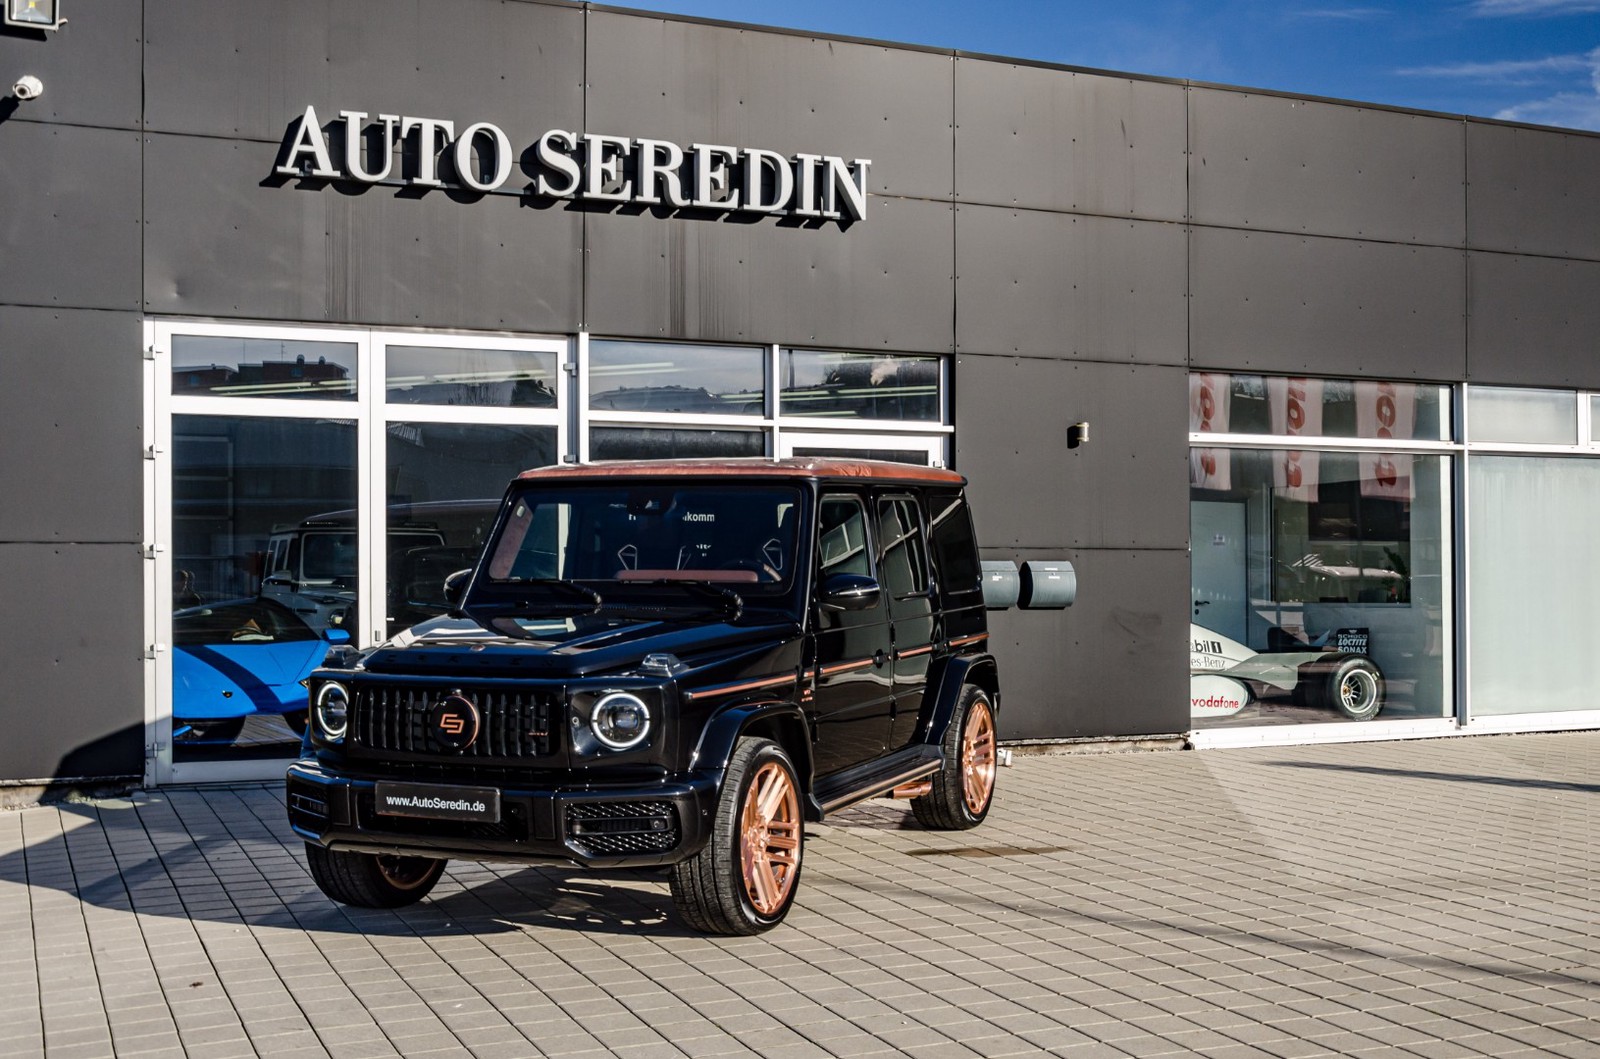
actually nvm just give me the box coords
[147,323,566,785]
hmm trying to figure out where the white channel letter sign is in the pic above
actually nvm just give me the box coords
[275,105,872,223]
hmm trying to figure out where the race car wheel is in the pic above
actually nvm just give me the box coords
[1324,656,1384,720]
[912,685,997,830]
[305,844,446,908]
[670,736,803,935]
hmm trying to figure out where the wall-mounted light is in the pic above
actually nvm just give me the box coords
[11,74,41,100]
[4,0,64,30]
[1067,421,1090,449]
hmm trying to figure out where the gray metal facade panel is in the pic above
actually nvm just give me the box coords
[584,195,953,350]
[585,10,954,201]
[985,547,1189,740]
[1467,252,1600,388]
[0,122,141,311]
[0,309,143,543]
[1466,122,1600,259]
[955,357,1189,551]
[954,206,1186,363]
[953,59,1187,221]
[1189,88,1466,246]
[0,2,142,129]
[1189,227,1467,380]
[144,133,584,331]
[0,544,144,782]
[144,0,585,144]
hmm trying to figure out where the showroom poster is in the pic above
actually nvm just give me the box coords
[1267,377,1322,502]
[1189,373,1231,490]
[1355,381,1416,500]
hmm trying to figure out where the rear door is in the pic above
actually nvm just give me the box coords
[877,495,936,750]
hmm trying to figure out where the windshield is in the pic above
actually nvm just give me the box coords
[482,484,803,596]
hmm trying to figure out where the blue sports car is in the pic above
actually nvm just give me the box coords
[173,597,349,741]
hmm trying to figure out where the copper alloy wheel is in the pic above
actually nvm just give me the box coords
[375,855,440,891]
[739,760,801,917]
[961,697,997,816]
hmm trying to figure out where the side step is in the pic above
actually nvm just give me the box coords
[812,745,942,816]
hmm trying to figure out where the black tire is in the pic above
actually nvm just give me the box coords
[669,736,803,935]
[304,843,446,908]
[912,685,997,830]
[1323,656,1384,720]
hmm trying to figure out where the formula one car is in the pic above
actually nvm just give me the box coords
[1190,623,1384,721]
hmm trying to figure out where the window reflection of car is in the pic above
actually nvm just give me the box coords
[260,500,500,634]
[173,598,349,741]
[1190,623,1384,721]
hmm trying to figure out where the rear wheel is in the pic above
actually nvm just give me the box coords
[670,737,803,935]
[1324,656,1384,720]
[912,685,997,830]
[305,844,446,908]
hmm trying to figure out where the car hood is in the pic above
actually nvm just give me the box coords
[354,612,801,679]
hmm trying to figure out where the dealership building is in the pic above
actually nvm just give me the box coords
[4,0,1599,793]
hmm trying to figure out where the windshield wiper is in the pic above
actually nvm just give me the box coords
[470,579,603,615]
[630,579,744,620]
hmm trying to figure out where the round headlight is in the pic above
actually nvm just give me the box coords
[314,682,350,741]
[590,692,651,750]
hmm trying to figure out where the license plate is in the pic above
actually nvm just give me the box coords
[1334,628,1370,655]
[374,781,502,823]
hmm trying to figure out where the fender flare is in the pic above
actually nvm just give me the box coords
[690,699,815,795]
[919,652,1000,749]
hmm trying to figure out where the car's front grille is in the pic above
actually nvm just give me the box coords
[351,684,561,762]
[565,801,679,857]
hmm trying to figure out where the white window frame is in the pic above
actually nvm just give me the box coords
[145,319,567,786]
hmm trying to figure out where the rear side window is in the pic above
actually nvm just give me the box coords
[928,489,980,596]
[876,497,929,597]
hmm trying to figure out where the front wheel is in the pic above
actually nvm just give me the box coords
[670,736,803,935]
[912,685,997,830]
[305,844,446,908]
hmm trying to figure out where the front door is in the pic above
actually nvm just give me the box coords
[809,494,895,777]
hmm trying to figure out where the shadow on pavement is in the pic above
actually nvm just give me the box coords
[1268,759,1600,793]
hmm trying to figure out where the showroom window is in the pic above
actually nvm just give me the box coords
[582,339,951,466]
[148,325,951,785]
[1188,374,1455,737]
[1465,385,1600,719]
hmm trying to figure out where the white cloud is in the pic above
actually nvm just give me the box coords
[1495,92,1600,126]
[1398,53,1591,82]
[1471,0,1600,16]
[1292,7,1389,18]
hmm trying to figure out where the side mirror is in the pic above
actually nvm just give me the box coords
[443,568,473,610]
[322,627,351,645]
[821,572,881,611]
[262,573,296,589]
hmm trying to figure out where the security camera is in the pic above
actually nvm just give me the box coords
[12,76,43,102]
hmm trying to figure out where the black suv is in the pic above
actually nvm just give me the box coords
[287,458,999,934]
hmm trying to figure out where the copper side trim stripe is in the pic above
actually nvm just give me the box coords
[684,674,796,702]
[897,644,934,659]
[820,658,875,676]
[949,634,989,648]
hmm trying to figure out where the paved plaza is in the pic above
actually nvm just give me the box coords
[2,732,1597,1059]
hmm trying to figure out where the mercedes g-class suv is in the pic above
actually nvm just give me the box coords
[287,458,999,934]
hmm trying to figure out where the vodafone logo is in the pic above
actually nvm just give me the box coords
[1189,675,1249,719]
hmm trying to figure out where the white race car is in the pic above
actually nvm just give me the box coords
[1190,623,1384,721]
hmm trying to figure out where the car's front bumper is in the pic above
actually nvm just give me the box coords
[286,760,719,868]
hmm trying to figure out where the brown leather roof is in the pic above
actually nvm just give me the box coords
[516,457,965,486]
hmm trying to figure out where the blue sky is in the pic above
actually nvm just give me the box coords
[623,0,1600,131]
